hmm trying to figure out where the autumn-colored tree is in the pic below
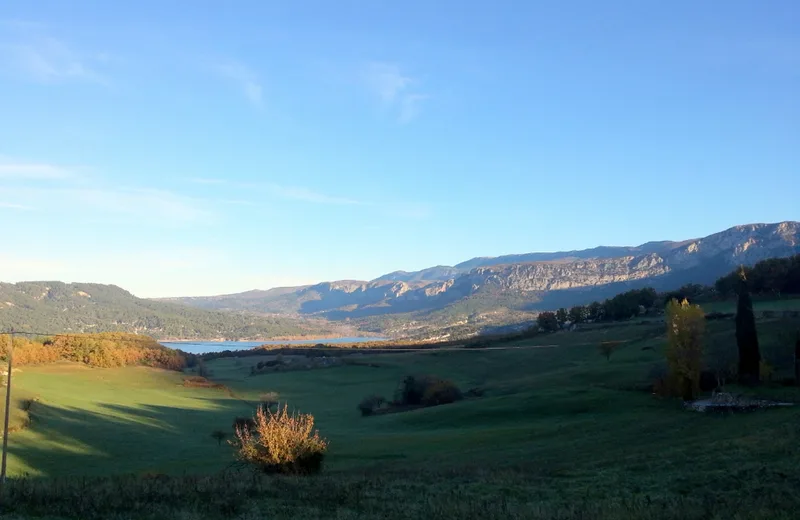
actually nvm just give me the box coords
[735,271,761,385]
[6,333,185,370]
[665,299,706,400]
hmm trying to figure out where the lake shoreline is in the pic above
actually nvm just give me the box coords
[161,337,389,354]
[158,334,387,343]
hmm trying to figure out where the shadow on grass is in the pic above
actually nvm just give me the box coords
[9,397,257,477]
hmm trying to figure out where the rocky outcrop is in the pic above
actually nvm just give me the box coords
[163,221,800,317]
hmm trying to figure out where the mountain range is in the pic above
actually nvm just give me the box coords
[2,222,797,341]
[162,221,799,336]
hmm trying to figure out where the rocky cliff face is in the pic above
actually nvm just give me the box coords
[457,254,669,293]
[162,221,800,317]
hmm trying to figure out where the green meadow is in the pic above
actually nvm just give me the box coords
[2,310,800,518]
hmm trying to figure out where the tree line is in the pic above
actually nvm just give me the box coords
[536,254,800,331]
[2,332,188,370]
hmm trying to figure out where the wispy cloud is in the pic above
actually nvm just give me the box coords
[0,202,34,210]
[65,187,210,224]
[0,161,211,224]
[399,94,429,124]
[265,184,363,206]
[0,160,75,180]
[187,177,363,206]
[0,20,108,84]
[215,60,264,108]
[189,177,228,185]
[386,202,433,221]
[219,199,254,206]
[363,62,427,123]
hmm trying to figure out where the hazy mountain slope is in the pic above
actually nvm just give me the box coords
[373,266,461,283]
[162,221,800,321]
[0,282,340,340]
[159,286,313,313]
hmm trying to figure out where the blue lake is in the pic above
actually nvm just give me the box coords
[161,337,387,355]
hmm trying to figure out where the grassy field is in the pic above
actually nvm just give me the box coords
[2,311,800,518]
[2,363,253,476]
[702,296,800,314]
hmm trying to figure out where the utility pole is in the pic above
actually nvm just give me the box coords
[0,329,13,492]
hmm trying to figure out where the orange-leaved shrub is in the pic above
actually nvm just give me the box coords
[231,404,328,475]
[5,333,186,370]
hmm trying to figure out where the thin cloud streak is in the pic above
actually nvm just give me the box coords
[363,61,427,123]
[0,22,108,84]
[189,177,228,185]
[364,62,413,103]
[188,177,365,206]
[66,187,211,224]
[0,202,34,210]
[264,183,363,206]
[0,160,75,180]
[399,94,429,124]
[184,177,429,217]
[215,60,264,108]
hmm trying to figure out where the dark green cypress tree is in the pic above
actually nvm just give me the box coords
[735,269,761,385]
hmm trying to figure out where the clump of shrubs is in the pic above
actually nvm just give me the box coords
[360,375,466,417]
[420,379,463,406]
[231,405,328,475]
[358,394,386,416]
[395,375,463,407]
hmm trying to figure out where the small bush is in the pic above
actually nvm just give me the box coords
[395,375,436,405]
[421,380,463,406]
[395,375,462,407]
[183,376,224,389]
[231,405,328,475]
[358,394,386,416]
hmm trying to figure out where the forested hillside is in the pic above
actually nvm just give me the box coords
[0,282,341,340]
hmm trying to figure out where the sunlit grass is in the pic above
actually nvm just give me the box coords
[2,312,800,518]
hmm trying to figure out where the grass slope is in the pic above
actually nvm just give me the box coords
[2,311,800,518]
[2,363,253,476]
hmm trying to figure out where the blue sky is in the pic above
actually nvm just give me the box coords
[1,1,798,297]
